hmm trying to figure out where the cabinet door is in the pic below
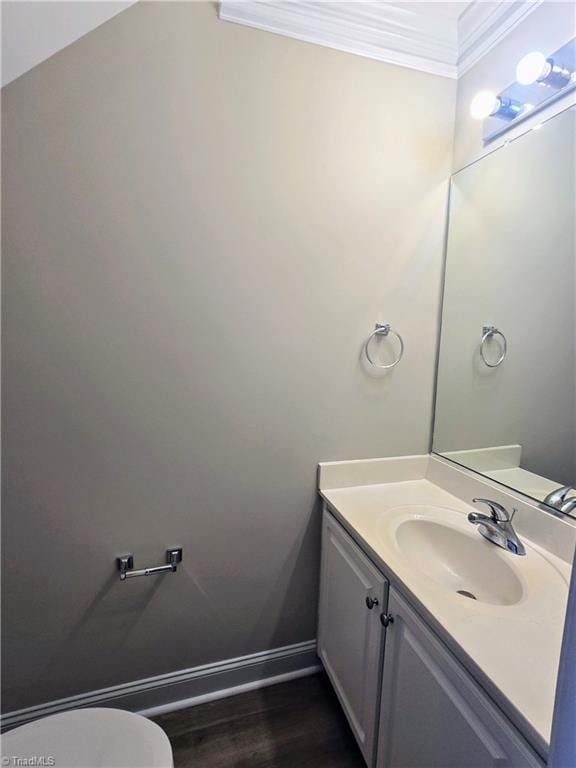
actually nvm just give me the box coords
[318,510,388,766]
[377,588,543,768]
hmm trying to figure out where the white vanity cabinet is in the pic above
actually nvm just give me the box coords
[318,511,389,766]
[318,511,544,768]
[377,588,543,768]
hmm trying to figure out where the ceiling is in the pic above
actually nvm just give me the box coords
[1,0,542,87]
[1,0,137,86]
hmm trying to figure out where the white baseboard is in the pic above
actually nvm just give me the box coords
[139,665,320,719]
[1,640,321,731]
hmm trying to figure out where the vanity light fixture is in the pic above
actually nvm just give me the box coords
[473,37,575,144]
[470,90,525,121]
[516,51,574,88]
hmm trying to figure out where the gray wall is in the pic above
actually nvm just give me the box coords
[2,1,455,710]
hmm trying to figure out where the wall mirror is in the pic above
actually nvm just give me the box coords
[433,105,575,517]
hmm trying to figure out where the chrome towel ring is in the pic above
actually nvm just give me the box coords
[364,323,405,370]
[480,325,507,368]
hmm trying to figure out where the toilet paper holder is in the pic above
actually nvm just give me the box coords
[117,548,183,580]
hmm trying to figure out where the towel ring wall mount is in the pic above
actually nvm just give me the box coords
[363,323,405,370]
[480,325,507,368]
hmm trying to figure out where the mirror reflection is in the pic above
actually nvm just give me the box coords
[433,106,576,515]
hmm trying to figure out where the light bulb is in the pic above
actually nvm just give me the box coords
[470,90,500,120]
[516,51,551,85]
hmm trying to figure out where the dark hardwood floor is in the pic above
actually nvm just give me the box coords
[152,672,365,768]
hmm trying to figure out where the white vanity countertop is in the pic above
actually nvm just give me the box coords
[320,474,571,758]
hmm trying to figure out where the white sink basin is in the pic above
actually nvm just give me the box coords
[394,515,524,605]
[376,503,572,611]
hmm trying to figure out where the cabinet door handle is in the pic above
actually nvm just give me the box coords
[365,596,379,610]
[380,613,394,627]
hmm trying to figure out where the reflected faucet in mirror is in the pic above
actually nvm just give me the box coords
[543,485,576,514]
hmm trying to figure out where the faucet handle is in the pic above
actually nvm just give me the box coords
[472,498,510,522]
[560,497,576,515]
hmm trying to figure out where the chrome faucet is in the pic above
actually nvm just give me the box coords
[467,498,526,556]
[543,485,574,508]
[543,485,576,514]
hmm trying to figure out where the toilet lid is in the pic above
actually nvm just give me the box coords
[1,708,173,768]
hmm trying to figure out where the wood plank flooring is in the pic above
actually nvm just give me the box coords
[152,672,365,768]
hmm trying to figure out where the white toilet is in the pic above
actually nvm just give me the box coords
[1,708,173,768]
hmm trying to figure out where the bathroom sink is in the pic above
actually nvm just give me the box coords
[375,504,532,606]
[394,516,524,605]
[321,482,572,749]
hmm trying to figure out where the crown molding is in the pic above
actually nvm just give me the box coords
[219,1,545,80]
[2,0,546,87]
[458,0,544,77]
[219,1,459,78]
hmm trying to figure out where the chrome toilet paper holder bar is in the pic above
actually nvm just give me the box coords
[117,548,183,581]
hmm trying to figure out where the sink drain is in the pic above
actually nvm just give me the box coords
[456,590,477,600]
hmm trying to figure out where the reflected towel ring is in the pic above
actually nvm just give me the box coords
[364,323,405,370]
[480,325,507,368]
